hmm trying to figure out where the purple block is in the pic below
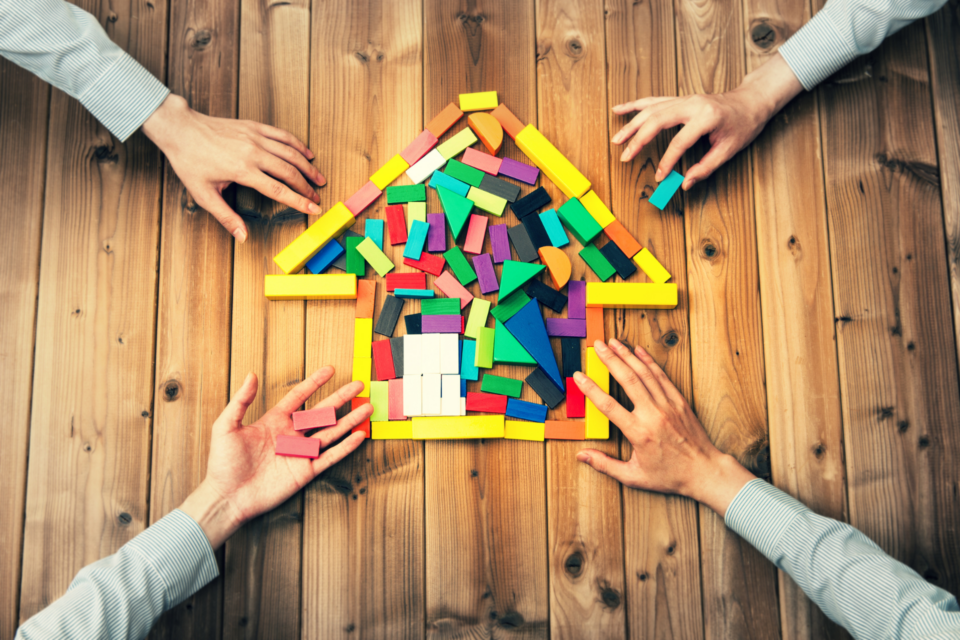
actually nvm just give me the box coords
[489,224,511,264]
[421,314,462,333]
[499,157,540,185]
[426,213,446,253]
[546,318,587,338]
[568,281,586,319]
[473,253,499,294]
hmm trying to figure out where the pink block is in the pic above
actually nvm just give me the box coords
[546,318,587,338]
[462,147,502,175]
[427,213,447,253]
[489,224,511,263]
[388,378,405,420]
[463,215,488,254]
[473,253,499,294]
[292,406,337,431]
[568,280,586,319]
[400,129,439,165]
[344,181,382,216]
[276,435,321,458]
[434,270,473,309]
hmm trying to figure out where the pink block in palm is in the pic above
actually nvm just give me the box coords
[463,215,488,254]
[292,406,337,431]
[434,270,473,309]
[276,435,321,458]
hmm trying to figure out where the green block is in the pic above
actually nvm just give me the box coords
[386,184,426,204]
[481,374,522,398]
[579,243,616,281]
[493,319,536,365]
[345,236,366,276]
[443,246,478,285]
[421,297,460,315]
[558,197,603,245]
[464,299,491,339]
[445,159,485,187]
[498,260,545,299]
[355,237,394,277]
[370,381,389,421]
[490,290,531,323]
[437,186,474,239]
[467,187,508,217]
[474,326,495,369]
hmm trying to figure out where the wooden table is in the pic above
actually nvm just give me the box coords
[2,0,958,638]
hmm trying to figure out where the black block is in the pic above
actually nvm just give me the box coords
[404,313,422,335]
[507,224,539,263]
[561,337,582,378]
[599,241,637,280]
[390,336,405,377]
[479,174,521,202]
[525,279,568,314]
[522,213,552,250]
[510,186,551,219]
[374,294,405,337]
[525,368,565,409]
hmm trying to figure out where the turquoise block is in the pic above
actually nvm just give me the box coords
[394,288,435,298]
[364,218,384,250]
[460,339,479,381]
[428,170,470,197]
[539,209,569,247]
[403,219,429,260]
[648,170,684,210]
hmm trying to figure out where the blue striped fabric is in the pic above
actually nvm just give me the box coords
[726,479,960,639]
[778,0,951,90]
[16,510,219,639]
[0,0,170,141]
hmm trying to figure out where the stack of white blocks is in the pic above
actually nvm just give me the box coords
[403,333,465,417]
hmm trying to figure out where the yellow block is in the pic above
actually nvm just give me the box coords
[436,127,478,160]
[353,318,373,357]
[515,125,591,199]
[585,347,609,439]
[412,415,505,439]
[459,91,498,111]
[505,420,545,441]
[273,202,355,274]
[633,248,672,284]
[370,154,410,190]
[264,274,357,300]
[372,420,413,439]
[579,190,616,228]
[585,282,678,309]
[352,357,371,397]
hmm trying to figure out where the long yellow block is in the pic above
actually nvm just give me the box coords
[412,415,505,439]
[459,91,498,111]
[370,154,410,190]
[353,318,373,357]
[352,357,371,397]
[585,282,678,309]
[515,125,591,199]
[273,202,355,274]
[372,420,413,439]
[585,347,609,439]
[264,274,358,300]
[505,420,545,441]
[633,248,671,284]
[579,190,616,228]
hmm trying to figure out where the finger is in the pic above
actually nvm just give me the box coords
[605,339,668,406]
[260,138,326,188]
[611,103,670,145]
[194,188,249,243]
[655,119,711,181]
[591,339,655,409]
[215,372,258,434]
[245,170,321,215]
[682,141,736,190]
[311,402,373,449]
[274,366,335,415]
[310,431,367,476]
[256,122,316,163]
[621,106,691,162]
[634,345,688,408]
[258,153,319,204]
[576,449,640,487]
[611,96,672,115]
[309,379,365,411]
[572,370,638,436]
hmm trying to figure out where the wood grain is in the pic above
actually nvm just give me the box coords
[604,0,705,637]
[302,0,424,637]
[222,0,310,637]
[0,60,48,638]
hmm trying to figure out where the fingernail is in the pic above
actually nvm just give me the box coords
[609,338,622,350]
[595,341,609,353]
[573,371,587,384]
[308,202,321,214]
[576,452,591,464]
[620,151,630,162]
[233,228,247,243]
[611,132,622,144]
[315,173,327,187]
[655,169,663,181]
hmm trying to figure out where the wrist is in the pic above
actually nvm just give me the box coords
[141,94,191,155]
[737,52,803,123]
[178,480,245,550]
[683,453,756,518]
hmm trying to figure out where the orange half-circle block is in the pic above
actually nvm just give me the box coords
[538,246,571,290]
[467,112,504,155]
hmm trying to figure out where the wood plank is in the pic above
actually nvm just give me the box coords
[222,0,310,637]
[149,2,239,638]
[423,2,549,638]
[674,0,781,637]
[18,0,167,622]
[302,1,424,637]
[534,1,626,637]
[817,18,960,596]
[603,0,704,637]
[0,60,48,638]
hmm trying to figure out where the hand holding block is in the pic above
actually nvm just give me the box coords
[648,170,684,210]
[459,90,498,111]
[585,282,678,309]
[292,406,337,431]
[264,274,358,300]
[276,435,321,458]
[467,112,504,155]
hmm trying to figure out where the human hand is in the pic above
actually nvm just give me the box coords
[611,52,802,191]
[179,367,370,549]
[573,339,756,517]
[141,94,326,243]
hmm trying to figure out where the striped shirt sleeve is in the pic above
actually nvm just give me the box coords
[778,0,950,90]
[725,478,960,639]
[0,0,170,141]
[15,509,219,640]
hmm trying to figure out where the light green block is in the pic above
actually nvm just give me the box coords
[464,299,491,339]
[406,201,426,231]
[355,237,395,277]
[436,127,478,159]
[370,381,389,421]
[474,326,494,369]
[467,187,507,217]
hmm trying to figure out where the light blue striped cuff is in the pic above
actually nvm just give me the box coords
[779,7,859,91]
[78,53,169,142]
[126,509,219,609]
[724,478,808,560]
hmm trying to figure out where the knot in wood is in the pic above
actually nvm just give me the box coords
[564,37,585,59]
[106,11,118,23]
[811,442,825,459]
[162,380,181,402]
[663,331,680,348]
[564,551,583,577]
[749,20,780,50]
[118,512,132,525]
[93,145,118,164]
[918,435,931,448]
[898,420,910,433]
[700,241,718,259]
[598,582,621,609]
[497,611,525,629]
[192,30,212,50]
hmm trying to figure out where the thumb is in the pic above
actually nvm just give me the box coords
[215,372,259,435]
[576,448,635,486]
[196,188,248,243]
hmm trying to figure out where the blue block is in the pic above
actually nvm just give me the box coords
[305,238,344,274]
[505,398,548,423]
[403,219,429,260]
[648,170,684,210]
[428,170,470,197]
[364,218,384,250]
[540,209,569,248]
[460,378,467,397]
[460,339,479,381]
[394,288,435,299]
[504,299,564,391]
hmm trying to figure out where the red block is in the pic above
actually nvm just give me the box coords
[344,180,382,216]
[565,377,585,418]
[400,129,439,165]
[351,397,371,438]
[372,340,396,380]
[403,252,446,276]
[465,391,507,413]
[463,214,488,254]
[388,378,405,420]
[385,272,426,292]
[386,204,407,245]
[462,147,502,175]
[292,406,337,432]
[461,316,466,334]
[276,435,321,458]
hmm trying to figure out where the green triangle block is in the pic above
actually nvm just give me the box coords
[498,260,545,299]
[437,185,474,240]
[493,320,536,365]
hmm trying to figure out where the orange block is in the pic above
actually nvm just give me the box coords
[602,220,642,259]
[467,112,503,155]
[490,103,526,140]
[426,102,464,138]
[352,397,371,438]
[355,279,376,318]
[544,420,585,440]
[586,307,604,345]
[537,246,571,290]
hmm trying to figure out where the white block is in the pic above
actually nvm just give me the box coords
[439,334,459,374]
[403,374,422,417]
[422,373,442,416]
[404,335,423,376]
[421,333,441,374]
[441,374,460,397]
[405,148,446,184]
[460,397,467,416]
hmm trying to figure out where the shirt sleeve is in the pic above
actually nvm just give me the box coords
[777,0,951,90]
[15,509,220,640]
[0,0,170,141]
[725,478,960,639]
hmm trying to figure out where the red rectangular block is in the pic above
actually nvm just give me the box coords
[565,377,585,418]
[344,180,382,216]
[355,279,376,318]
[386,204,407,245]
[400,129,439,165]
[372,340,396,380]
[292,406,337,431]
[385,272,426,292]
[388,378,405,420]
[544,420,585,440]
[404,252,446,276]
[462,147,502,175]
[463,214,488,254]
[276,435,321,458]
[465,391,508,413]
[351,397,371,438]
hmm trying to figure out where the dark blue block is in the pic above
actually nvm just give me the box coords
[504,299,564,391]
[460,378,467,397]
[305,239,344,274]
[505,398,548,423]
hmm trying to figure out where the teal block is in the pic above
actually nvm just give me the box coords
[429,170,470,197]
[540,209,569,247]
[648,170,684,210]
[364,218,384,250]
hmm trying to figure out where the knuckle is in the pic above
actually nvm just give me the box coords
[269,182,286,200]
[598,396,619,415]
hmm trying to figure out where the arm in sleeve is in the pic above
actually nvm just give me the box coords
[15,510,220,640]
[726,478,960,640]
[0,0,170,141]
[777,0,950,90]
